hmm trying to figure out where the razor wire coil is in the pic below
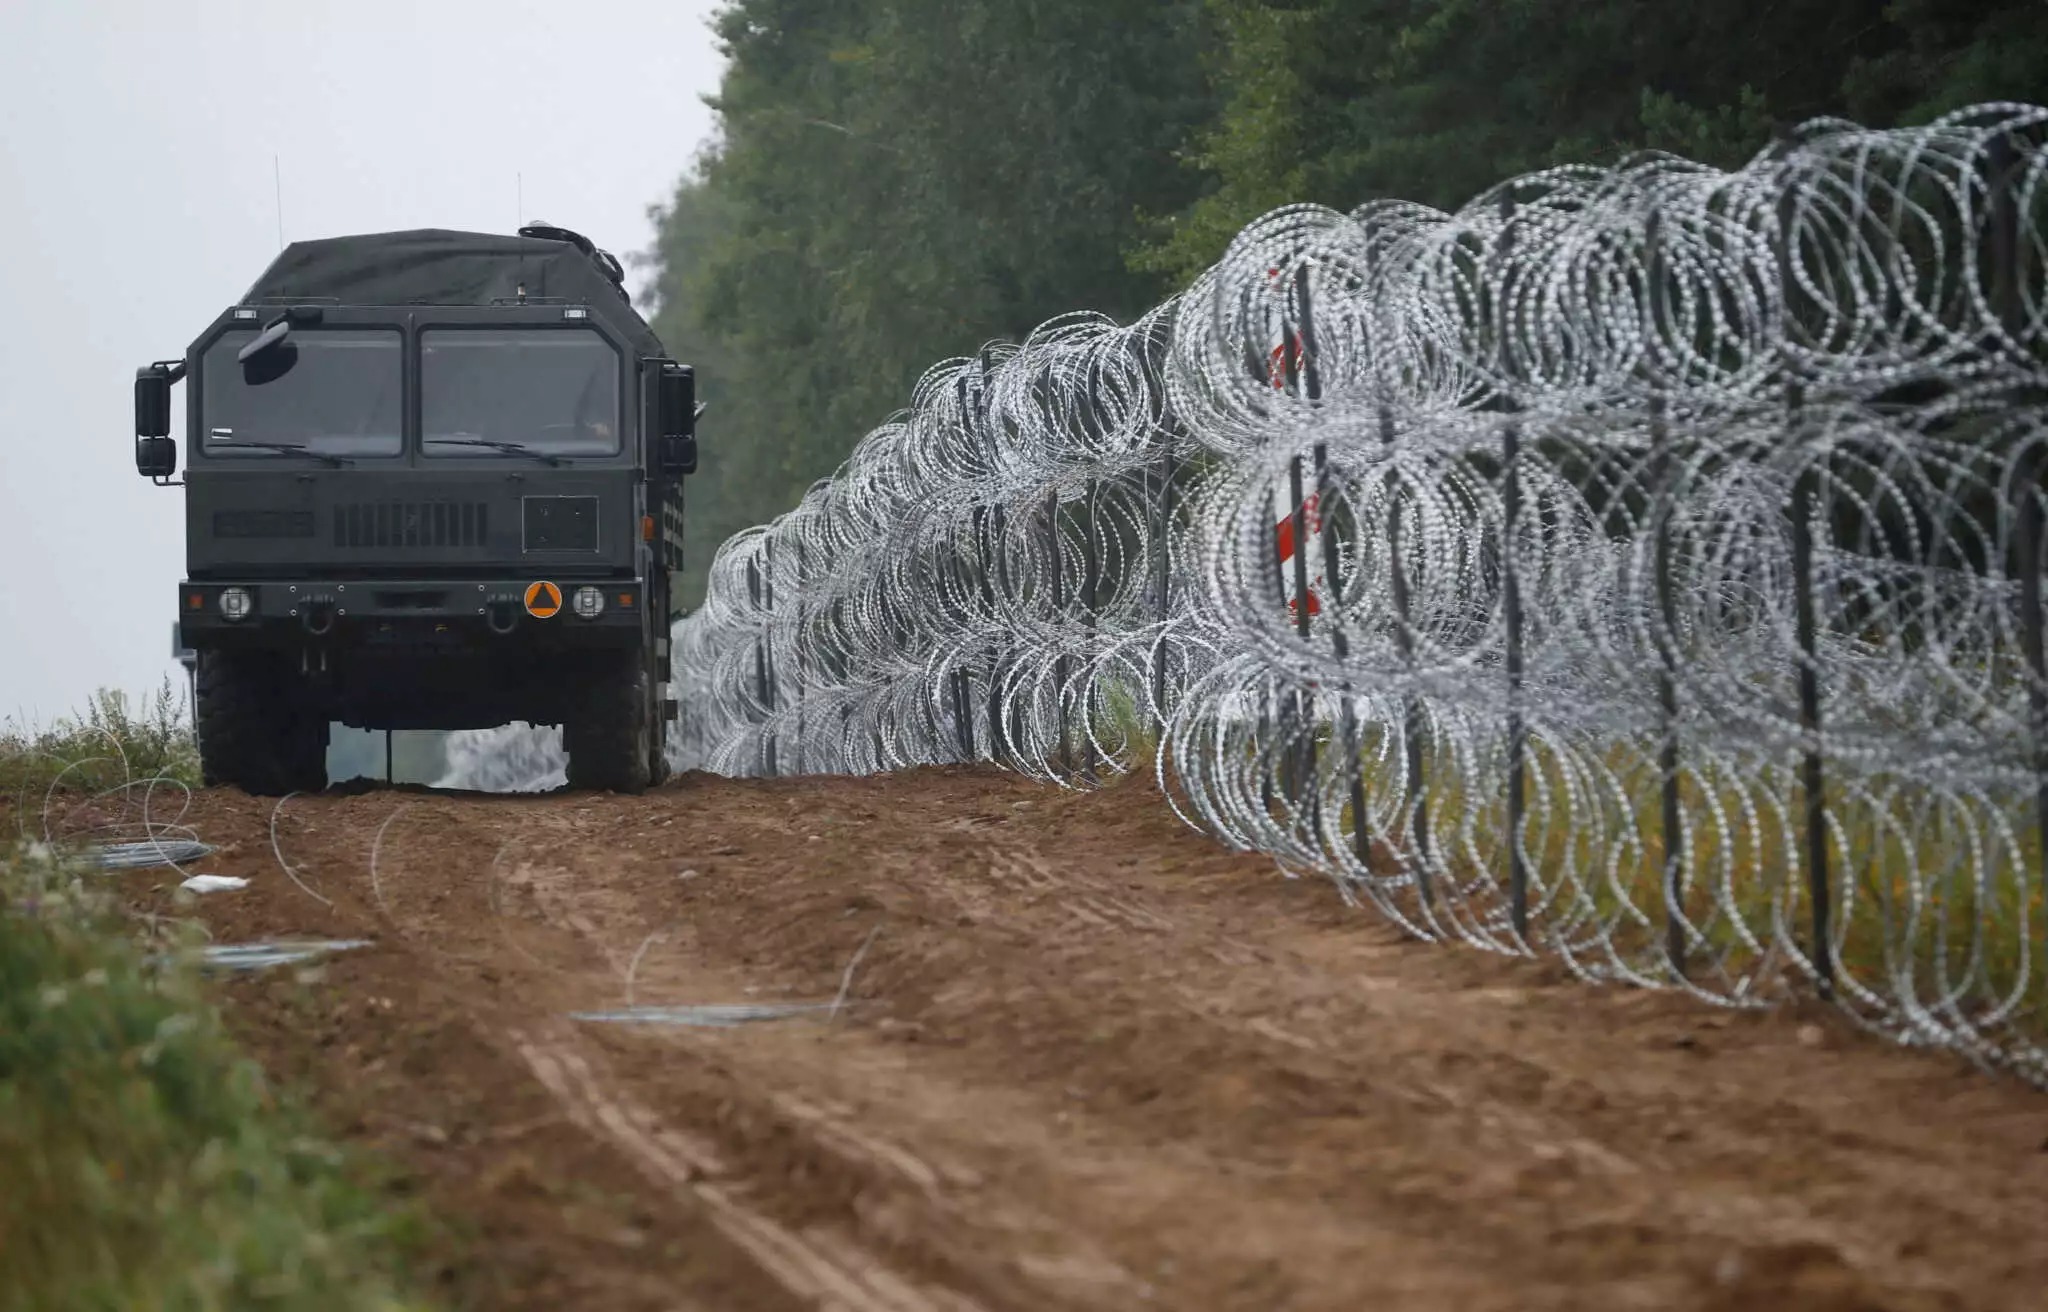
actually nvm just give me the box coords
[468,105,2048,1080]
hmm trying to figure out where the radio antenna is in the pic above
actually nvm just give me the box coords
[273,155,284,251]
[517,172,524,229]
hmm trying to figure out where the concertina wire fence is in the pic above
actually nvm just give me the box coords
[459,103,2048,1080]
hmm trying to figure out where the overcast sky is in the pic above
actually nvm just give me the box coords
[0,0,724,723]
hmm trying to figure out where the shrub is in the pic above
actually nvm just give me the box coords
[1,682,201,801]
[0,844,434,1310]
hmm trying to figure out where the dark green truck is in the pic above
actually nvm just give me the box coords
[135,225,698,795]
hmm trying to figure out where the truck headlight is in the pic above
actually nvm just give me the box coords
[571,586,605,619]
[218,587,254,621]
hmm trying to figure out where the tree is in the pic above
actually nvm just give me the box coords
[644,0,1211,607]
[1136,0,2048,283]
[643,0,2048,600]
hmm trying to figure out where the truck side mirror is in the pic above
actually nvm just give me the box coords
[659,364,696,436]
[135,366,172,438]
[239,317,300,385]
[661,432,698,476]
[658,364,698,476]
[135,361,183,481]
[136,436,178,480]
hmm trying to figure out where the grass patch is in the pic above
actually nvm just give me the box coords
[2,682,200,800]
[1287,719,2047,1045]
[0,843,437,1310]
[1086,673,1159,778]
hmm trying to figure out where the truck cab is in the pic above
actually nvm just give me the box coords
[134,226,697,794]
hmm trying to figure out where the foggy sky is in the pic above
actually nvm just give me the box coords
[0,0,723,722]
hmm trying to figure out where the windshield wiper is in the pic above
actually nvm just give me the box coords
[221,441,351,468]
[424,437,566,466]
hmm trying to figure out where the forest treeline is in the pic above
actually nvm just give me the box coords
[643,0,2047,608]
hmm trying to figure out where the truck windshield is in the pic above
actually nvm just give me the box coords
[421,328,621,457]
[201,328,402,457]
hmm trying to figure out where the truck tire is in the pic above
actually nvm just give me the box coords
[563,652,652,794]
[649,672,672,787]
[195,650,329,796]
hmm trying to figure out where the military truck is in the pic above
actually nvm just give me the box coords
[134,225,698,795]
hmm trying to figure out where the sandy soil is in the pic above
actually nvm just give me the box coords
[76,767,2048,1310]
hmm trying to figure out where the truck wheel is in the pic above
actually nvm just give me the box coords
[649,674,672,787]
[195,650,329,796]
[563,653,652,794]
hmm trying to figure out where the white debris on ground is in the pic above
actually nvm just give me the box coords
[179,874,249,894]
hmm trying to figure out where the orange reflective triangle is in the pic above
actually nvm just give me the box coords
[524,580,562,618]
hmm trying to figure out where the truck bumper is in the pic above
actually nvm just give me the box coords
[178,577,647,647]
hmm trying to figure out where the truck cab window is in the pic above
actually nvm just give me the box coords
[421,328,621,456]
[202,329,402,457]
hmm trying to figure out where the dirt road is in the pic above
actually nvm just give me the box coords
[94,768,2048,1310]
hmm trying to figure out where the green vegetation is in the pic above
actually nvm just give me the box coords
[1136,0,2048,282]
[0,844,434,1310]
[645,0,1213,607]
[1,685,454,795]
[1,696,437,1308]
[645,0,2047,605]
[2,682,200,801]
[1309,730,2045,1037]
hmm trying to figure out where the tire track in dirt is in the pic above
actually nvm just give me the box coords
[227,784,1136,1311]
[81,768,2048,1312]
[381,803,1004,1310]
[512,1024,981,1312]
[486,809,1159,1311]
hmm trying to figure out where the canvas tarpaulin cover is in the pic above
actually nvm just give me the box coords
[241,229,663,355]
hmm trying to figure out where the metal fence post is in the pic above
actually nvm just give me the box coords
[1297,269,1364,871]
[969,358,1009,767]
[868,574,884,767]
[952,671,975,762]
[1246,325,1280,817]
[792,537,808,775]
[1780,186,1832,995]
[1288,452,1317,823]
[763,537,779,777]
[1315,441,1368,871]
[987,502,1009,767]
[1152,430,1178,723]
[1791,442,1831,995]
[948,477,979,766]
[747,552,774,777]
[966,505,997,767]
[1047,488,1071,775]
[952,573,977,767]
[1082,481,1102,777]
[1494,194,1530,946]
[1384,403,1432,903]
[1290,267,1326,832]
[1647,206,1688,978]
[1503,416,1528,944]
[1266,473,1292,808]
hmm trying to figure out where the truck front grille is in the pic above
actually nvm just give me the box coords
[334,501,490,549]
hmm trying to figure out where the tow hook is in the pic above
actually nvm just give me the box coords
[485,600,520,635]
[300,600,337,637]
